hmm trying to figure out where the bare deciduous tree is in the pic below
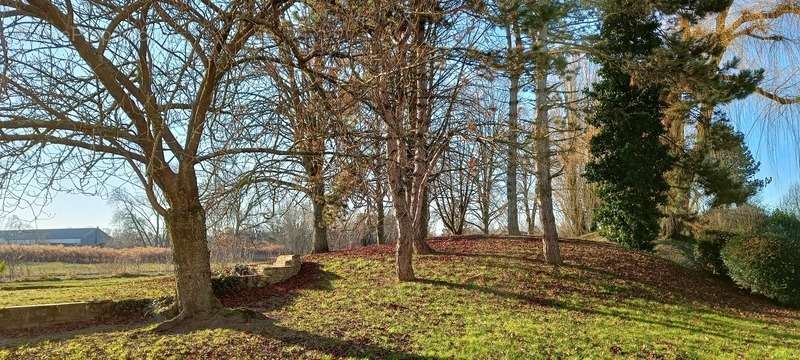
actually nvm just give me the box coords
[0,0,296,323]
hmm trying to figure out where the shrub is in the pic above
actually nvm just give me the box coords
[0,260,5,274]
[721,215,800,306]
[693,230,734,276]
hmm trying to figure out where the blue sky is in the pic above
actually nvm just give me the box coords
[728,98,800,208]
[6,193,114,230]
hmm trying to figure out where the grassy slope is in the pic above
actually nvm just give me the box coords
[2,238,799,359]
[0,276,173,307]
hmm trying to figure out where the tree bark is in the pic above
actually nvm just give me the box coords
[525,188,538,235]
[521,163,537,235]
[165,192,221,319]
[303,139,329,253]
[528,202,538,235]
[505,22,522,236]
[413,190,436,254]
[395,211,416,281]
[386,131,416,281]
[533,24,561,265]
[311,189,329,253]
[375,183,386,245]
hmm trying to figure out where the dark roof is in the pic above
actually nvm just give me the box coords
[0,228,111,245]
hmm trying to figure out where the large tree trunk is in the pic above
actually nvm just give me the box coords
[505,23,522,236]
[311,190,329,253]
[533,24,561,265]
[387,133,416,281]
[165,193,221,319]
[304,147,329,253]
[395,211,416,281]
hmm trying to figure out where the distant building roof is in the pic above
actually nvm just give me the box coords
[0,228,111,246]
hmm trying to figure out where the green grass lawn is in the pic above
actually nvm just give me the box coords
[0,276,173,307]
[0,262,174,282]
[2,238,799,359]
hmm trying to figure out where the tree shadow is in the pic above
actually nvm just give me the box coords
[441,239,800,324]
[416,277,800,348]
[416,278,563,308]
[2,262,435,358]
[158,318,436,359]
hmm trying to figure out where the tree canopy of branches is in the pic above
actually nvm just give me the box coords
[0,0,301,323]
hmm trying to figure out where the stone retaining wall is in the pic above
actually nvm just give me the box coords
[0,299,152,330]
[0,255,301,330]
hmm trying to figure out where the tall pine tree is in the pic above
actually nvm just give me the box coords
[585,0,672,250]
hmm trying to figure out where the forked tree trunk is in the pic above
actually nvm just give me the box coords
[521,166,537,235]
[533,24,561,265]
[165,195,221,318]
[387,134,416,281]
[527,198,538,235]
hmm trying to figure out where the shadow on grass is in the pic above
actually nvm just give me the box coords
[155,318,436,360]
[443,241,800,324]
[417,276,800,349]
[1,262,435,359]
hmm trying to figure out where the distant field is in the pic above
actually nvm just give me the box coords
[0,262,174,282]
[0,275,174,307]
[0,243,285,282]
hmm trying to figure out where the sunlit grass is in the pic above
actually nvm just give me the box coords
[1,239,798,359]
[1,262,174,282]
[0,276,173,307]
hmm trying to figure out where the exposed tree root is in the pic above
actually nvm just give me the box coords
[153,307,268,333]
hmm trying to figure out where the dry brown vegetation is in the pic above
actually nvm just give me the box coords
[0,243,288,266]
[0,245,172,264]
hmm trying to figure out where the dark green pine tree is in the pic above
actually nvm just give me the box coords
[586,0,737,250]
[584,1,673,251]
